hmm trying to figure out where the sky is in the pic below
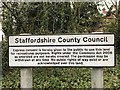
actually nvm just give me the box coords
[97,0,117,15]
[0,23,3,41]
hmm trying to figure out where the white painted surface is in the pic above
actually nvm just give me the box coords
[9,46,115,67]
[9,34,114,46]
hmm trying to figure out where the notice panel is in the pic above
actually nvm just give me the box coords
[9,46,114,67]
[9,34,115,67]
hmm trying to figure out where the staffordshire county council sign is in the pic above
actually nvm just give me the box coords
[9,34,115,67]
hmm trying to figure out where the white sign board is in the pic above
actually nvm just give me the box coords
[9,34,115,67]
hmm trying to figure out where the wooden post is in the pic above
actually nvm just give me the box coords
[20,34,32,90]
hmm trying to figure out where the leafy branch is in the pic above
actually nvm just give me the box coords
[2,2,26,33]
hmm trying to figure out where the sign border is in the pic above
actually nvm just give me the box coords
[8,33,115,68]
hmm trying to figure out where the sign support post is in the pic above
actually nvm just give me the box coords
[91,32,103,90]
[20,34,32,90]
[21,68,32,90]
[91,68,103,89]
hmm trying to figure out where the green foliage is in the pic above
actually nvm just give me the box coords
[2,2,102,36]
[79,3,101,28]
[2,40,9,75]
[104,54,120,89]
[33,68,91,88]
[2,69,20,88]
